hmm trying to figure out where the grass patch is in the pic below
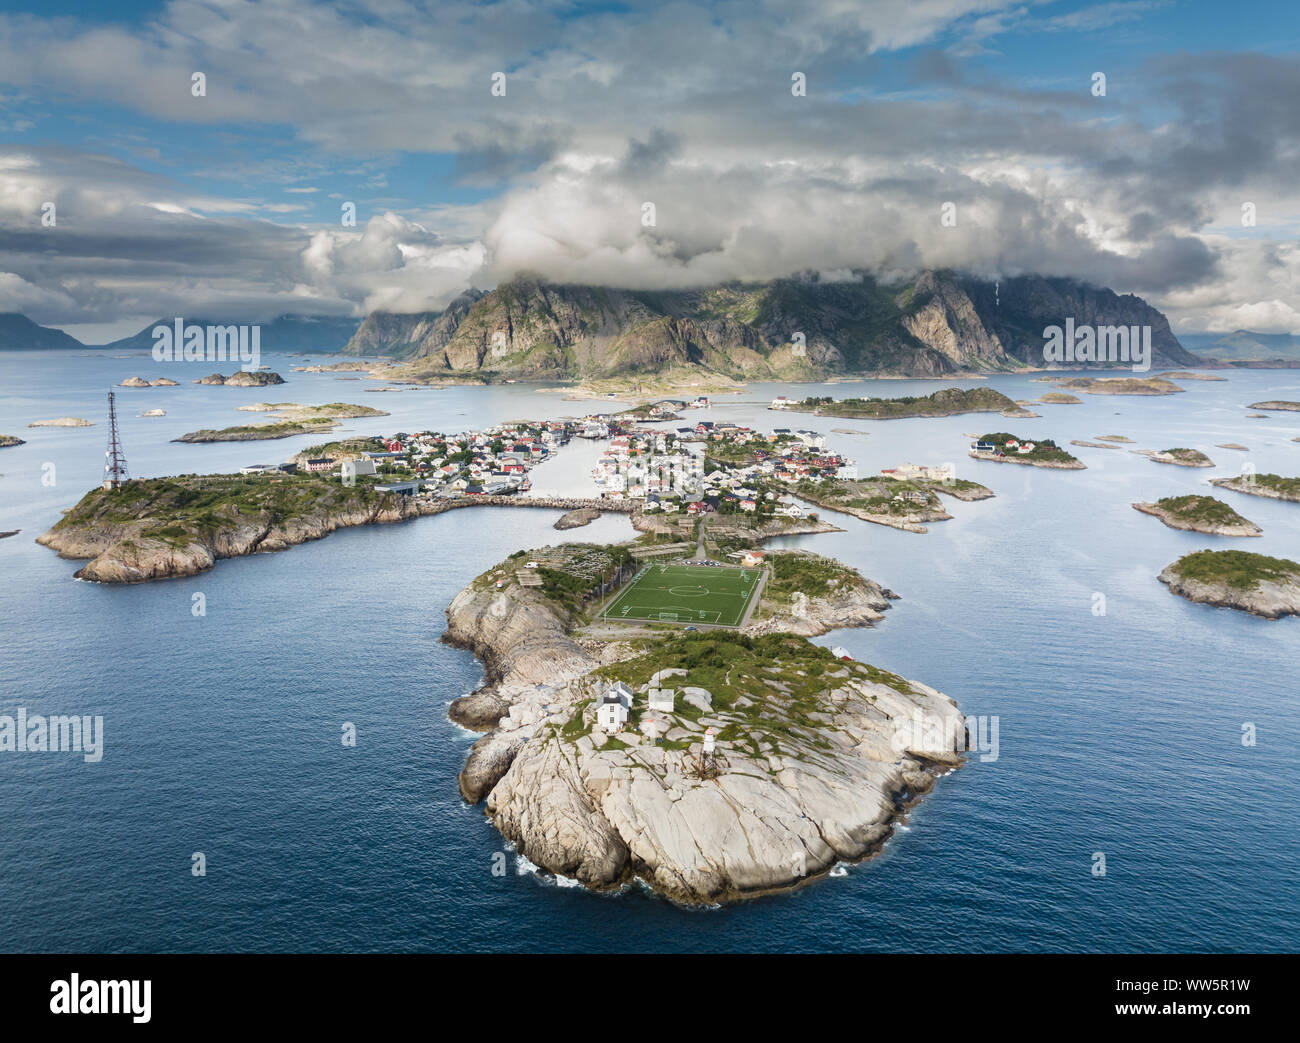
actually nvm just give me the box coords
[1172,549,1300,590]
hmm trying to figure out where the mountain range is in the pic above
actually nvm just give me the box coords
[101,314,361,353]
[0,313,86,351]
[342,270,1199,380]
[1179,330,1300,363]
[12,272,1298,379]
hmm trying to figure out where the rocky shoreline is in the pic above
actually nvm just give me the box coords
[1133,500,1261,537]
[1159,551,1300,619]
[1132,448,1215,468]
[37,479,641,583]
[554,507,601,529]
[443,547,965,904]
[968,449,1085,470]
[1210,475,1300,503]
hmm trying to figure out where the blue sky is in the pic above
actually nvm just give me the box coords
[0,0,1296,340]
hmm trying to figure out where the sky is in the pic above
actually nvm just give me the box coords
[0,0,1296,342]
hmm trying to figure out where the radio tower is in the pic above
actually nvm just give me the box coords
[102,389,128,491]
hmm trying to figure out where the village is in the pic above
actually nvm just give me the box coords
[232,398,971,527]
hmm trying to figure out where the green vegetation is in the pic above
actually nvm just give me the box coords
[296,436,387,459]
[795,386,1019,419]
[1153,495,1252,527]
[1253,474,1300,498]
[1156,448,1213,465]
[590,631,913,757]
[49,472,397,550]
[475,543,635,617]
[1170,550,1300,591]
[795,476,940,516]
[764,551,861,603]
[174,417,340,442]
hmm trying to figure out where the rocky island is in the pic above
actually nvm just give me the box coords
[0,434,25,448]
[36,472,427,582]
[195,371,286,386]
[788,474,991,533]
[968,433,1085,469]
[1159,550,1300,619]
[1247,401,1300,411]
[445,541,966,903]
[1133,495,1261,536]
[173,403,388,443]
[28,417,93,427]
[554,507,601,529]
[119,376,179,387]
[790,386,1033,420]
[1045,376,1185,396]
[1209,473,1300,503]
[1132,447,1215,468]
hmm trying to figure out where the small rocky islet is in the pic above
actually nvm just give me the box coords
[1132,447,1215,468]
[968,432,1085,469]
[1133,495,1261,536]
[1159,550,1300,619]
[194,370,286,386]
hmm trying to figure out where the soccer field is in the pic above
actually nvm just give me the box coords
[601,562,762,627]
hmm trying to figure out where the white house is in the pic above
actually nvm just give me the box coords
[597,681,634,733]
[598,701,629,733]
[341,458,378,481]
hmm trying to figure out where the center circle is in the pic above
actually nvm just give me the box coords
[669,585,708,597]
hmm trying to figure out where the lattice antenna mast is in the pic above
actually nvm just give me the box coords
[103,389,128,491]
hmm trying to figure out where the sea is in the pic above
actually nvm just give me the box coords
[1,349,1297,952]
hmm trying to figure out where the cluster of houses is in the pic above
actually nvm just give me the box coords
[585,422,859,518]
[592,429,706,498]
[751,429,856,484]
[971,438,1035,456]
[259,420,578,497]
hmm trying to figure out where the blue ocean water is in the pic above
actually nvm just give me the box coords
[1,350,1298,952]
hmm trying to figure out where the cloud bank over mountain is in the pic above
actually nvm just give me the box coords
[0,0,1295,336]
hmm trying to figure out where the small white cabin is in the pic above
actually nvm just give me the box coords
[647,687,675,713]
